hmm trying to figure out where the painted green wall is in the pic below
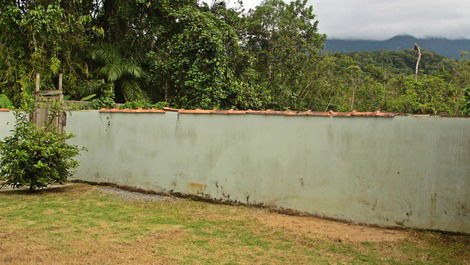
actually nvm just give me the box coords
[1,111,469,233]
[0,112,14,139]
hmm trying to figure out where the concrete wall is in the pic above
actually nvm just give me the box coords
[62,111,470,233]
[0,111,14,139]
[0,110,468,232]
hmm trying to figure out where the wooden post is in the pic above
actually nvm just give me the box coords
[35,73,40,91]
[58,74,63,91]
[58,74,64,103]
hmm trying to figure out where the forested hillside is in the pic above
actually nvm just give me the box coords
[348,50,456,76]
[326,35,470,58]
[0,0,469,115]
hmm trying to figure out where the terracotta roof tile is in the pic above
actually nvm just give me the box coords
[177,109,211,114]
[97,108,401,117]
[86,108,468,118]
[329,111,352,117]
[212,110,247,114]
[176,109,399,117]
[306,111,331,116]
[162,107,180,112]
[0,107,464,117]
[99,108,165,113]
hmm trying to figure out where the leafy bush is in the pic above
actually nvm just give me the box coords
[89,97,115,109]
[89,86,116,109]
[0,94,12,108]
[154,101,170,110]
[120,100,169,110]
[0,110,82,191]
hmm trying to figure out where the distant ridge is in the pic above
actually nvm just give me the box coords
[325,35,470,58]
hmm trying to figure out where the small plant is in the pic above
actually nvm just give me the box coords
[81,94,96,101]
[154,101,170,109]
[89,85,116,109]
[120,100,169,110]
[119,99,153,109]
[0,107,83,192]
[0,94,13,108]
[90,96,115,109]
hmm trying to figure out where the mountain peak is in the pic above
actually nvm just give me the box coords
[387,35,417,41]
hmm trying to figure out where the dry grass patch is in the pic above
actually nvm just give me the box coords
[254,212,408,242]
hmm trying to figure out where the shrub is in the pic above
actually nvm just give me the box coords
[0,110,82,191]
[120,100,169,110]
[89,86,116,109]
[0,94,13,108]
[89,96,115,109]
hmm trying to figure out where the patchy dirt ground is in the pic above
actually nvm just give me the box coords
[98,185,408,242]
[254,213,408,242]
[99,187,171,201]
[0,183,468,265]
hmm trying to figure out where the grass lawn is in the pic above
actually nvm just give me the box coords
[0,183,468,265]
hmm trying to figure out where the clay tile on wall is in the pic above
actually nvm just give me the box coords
[306,111,331,116]
[329,111,352,117]
[376,112,398,117]
[405,113,431,117]
[245,110,265,115]
[351,112,375,117]
[179,109,212,114]
[211,110,247,115]
[99,108,165,113]
[94,108,411,117]
[162,107,180,112]
[225,110,247,114]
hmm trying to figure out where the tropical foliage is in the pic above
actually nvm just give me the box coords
[0,0,468,115]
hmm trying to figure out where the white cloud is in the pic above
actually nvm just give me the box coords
[313,0,470,39]
[201,0,470,39]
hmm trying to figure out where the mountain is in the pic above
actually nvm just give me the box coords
[325,35,470,58]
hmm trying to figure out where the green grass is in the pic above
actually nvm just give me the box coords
[0,184,468,265]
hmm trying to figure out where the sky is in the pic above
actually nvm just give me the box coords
[202,0,470,40]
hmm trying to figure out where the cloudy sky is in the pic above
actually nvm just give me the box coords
[202,0,470,40]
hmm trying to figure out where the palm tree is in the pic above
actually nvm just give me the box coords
[90,44,147,102]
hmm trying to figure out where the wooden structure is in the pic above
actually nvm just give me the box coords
[32,73,66,132]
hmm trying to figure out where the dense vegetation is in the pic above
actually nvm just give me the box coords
[0,0,469,115]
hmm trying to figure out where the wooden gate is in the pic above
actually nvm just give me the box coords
[31,74,66,133]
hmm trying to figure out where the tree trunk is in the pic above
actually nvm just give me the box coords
[414,43,422,82]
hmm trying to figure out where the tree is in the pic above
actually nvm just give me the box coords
[0,0,94,103]
[244,0,325,110]
[147,5,241,109]
[90,44,146,102]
